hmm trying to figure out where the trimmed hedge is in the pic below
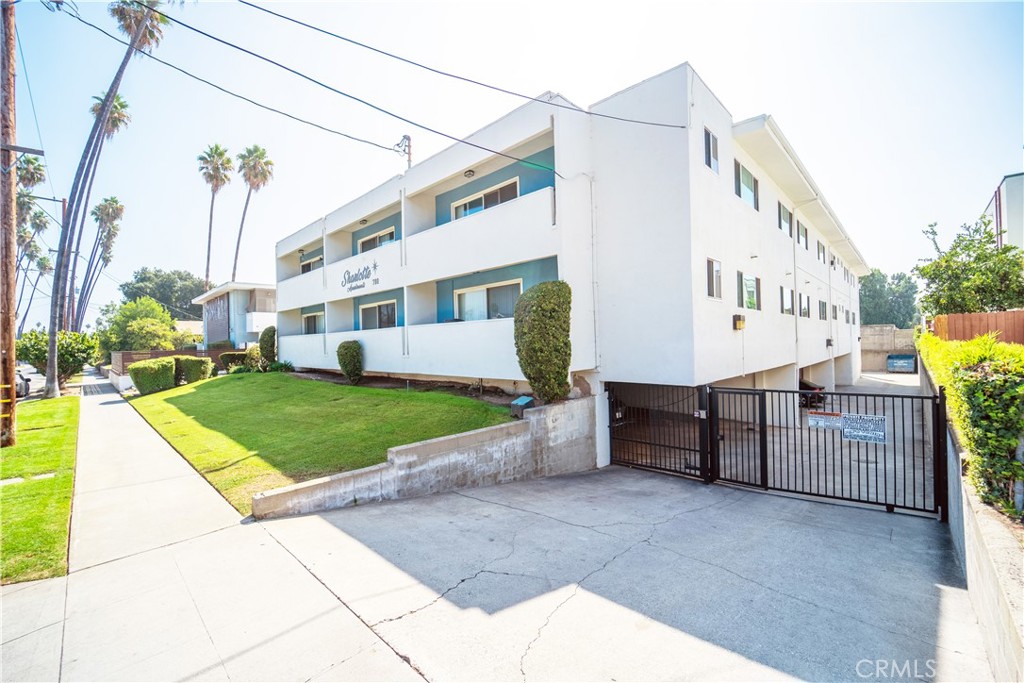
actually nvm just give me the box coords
[259,326,277,364]
[513,281,572,402]
[174,356,213,385]
[207,340,233,350]
[337,341,363,384]
[919,331,1024,518]
[219,351,247,369]
[127,358,175,396]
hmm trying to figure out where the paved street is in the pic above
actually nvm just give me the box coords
[2,372,993,681]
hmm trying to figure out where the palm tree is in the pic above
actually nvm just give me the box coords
[231,145,274,281]
[69,93,131,331]
[77,198,125,329]
[16,155,46,190]
[46,0,172,398]
[18,256,53,337]
[198,144,233,288]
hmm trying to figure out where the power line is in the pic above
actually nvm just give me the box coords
[65,11,400,155]
[131,1,562,177]
[238,0,687,132]
[14,25,59,200]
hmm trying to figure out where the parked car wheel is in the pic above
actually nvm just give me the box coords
[799,378,826,408]
[15,371,30,398]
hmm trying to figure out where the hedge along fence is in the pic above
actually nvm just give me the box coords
[919,331,1024,518]
[127,358,176,396]
[175,356,213,385]
[514,280,571,403]
[219,351,247,369]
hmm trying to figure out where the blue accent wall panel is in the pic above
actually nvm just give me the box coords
[350,212,402,254]
[353,288,405,329]
[300,303,325,315]
[299,246,324,263]
[433,147,555,227]
[435,257,558,322]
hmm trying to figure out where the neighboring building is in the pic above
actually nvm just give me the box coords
[192,282,276,349]
[274,63,867,401]
[984,172,1023,250]
[173,320,204,338]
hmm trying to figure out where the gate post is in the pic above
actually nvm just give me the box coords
[709,387,720,482]
[758,391,769,490]
[934,387,949,523]
[698,386,711,483]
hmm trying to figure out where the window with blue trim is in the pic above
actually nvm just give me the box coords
[452,179,518,220]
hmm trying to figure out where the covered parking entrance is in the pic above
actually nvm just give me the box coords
[607,382,948,518]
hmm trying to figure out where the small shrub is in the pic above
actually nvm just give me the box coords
[337,341,363,384]
[228,365,252,375]
[268,360,294,373]
[245,345,265,372]
[127,357,176,395]
[513,281,571,402]
[210,365,220,377]
[259,326,277,364]
[219,351,247,369]
[174,355,213,385]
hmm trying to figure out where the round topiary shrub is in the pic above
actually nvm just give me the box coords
[259,325,277,364]
[337,340,363,384]
[514,280,571,402]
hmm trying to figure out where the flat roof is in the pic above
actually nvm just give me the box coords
[192,281,276,306]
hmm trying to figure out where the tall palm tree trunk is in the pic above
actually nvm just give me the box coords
[76,228,105,328]
[15,263,31,317]
[68,136,106,331]
[231,187,253,282]
[17,271,43,336]
[205,191,217,288]
[45,15,149,398]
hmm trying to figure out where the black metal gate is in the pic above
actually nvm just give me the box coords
[608,382,948,519]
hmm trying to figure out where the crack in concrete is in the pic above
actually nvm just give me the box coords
[302,644,368,682]
[171,555,233,682]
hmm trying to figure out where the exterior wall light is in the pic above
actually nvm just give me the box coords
[359,219,368,225]
[732,314,746,331]
[298,249,305,257]
[464,170,475,178]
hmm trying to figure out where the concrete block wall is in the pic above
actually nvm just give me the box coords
[861,324,916,371]
[252,396,598,519]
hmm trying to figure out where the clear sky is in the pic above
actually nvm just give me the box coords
[13,0,1024,328]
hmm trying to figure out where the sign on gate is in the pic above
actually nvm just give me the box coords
[808,410,842,430]
[841,413,887,444]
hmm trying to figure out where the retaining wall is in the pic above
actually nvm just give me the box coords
[252,395,598,519]
[860,324,916,372]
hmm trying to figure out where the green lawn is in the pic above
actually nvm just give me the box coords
[0,396,80,584]
[129,373,510,515]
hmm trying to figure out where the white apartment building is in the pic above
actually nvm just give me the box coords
[275,63,867,410]
[984,172,1023,250]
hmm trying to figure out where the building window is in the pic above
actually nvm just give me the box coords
[852,312,857,325]
[704,128,719,173]
[358,228,395,254]
[734,161,759,210]
[797,222,809,250]
[300,256,323,274]
[706,259,722,299]
[832,304,838,320]
[302,312,325,334]
[818,300,827,320]
[780,286,794,315]
[360,301,397,330]
[452,179,518,220]
[845,309,851,324]
[798,293,811,318]
[736,271,761,310]
[778,203,793,237]
[455,280,522,321]
[817,241,827,264]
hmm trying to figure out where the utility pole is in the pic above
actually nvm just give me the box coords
[1,0,17,446]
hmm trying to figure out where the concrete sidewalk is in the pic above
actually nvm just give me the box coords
[1,372,418,682]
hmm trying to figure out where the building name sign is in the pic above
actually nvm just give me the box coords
[808,410,887,444]
[341,262,380,293]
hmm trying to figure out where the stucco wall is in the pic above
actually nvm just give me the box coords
[860,324,915,371]
[252,396,598,519]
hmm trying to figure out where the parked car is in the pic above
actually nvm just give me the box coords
[798,378,826,408]
[15,371,30,398]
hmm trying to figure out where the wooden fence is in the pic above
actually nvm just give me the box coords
[931,310,1024,345]
[111,349,234,375]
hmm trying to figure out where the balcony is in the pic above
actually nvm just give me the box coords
[246,311,276,334]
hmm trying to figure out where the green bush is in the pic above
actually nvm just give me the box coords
[127,357,176,395]
[268,360,294,373]
[219,351,247,369]
[15,329,97,387]
[513,281,571,402]
[919,331,1024,518]
[336,341,362,384]
[228,365,252,375]
[207,339,233,350]
[173,356,213,385]
[259,326,277,364]
[245,345,265,372]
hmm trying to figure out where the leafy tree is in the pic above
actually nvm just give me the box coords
[94,296,175,361]
[119,268,205,320]
[16,330,97,388]
[232,145,274,281]
[914,217,1024,316]
[198,144,233,287]
[858,269,919,328]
